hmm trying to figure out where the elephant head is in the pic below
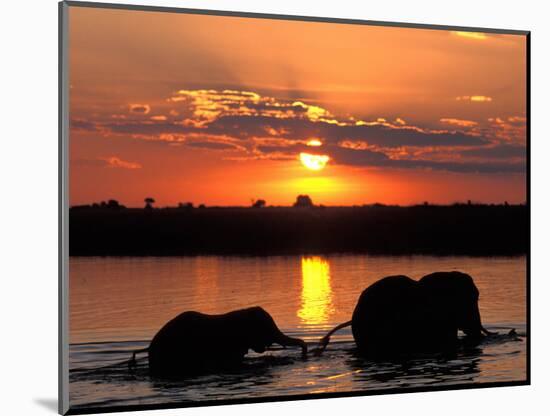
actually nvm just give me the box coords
[237,307,308,356]
[419,271,489,339]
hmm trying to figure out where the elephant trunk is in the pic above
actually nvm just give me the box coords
[274,331,307,357]
[481,326,496,336]
[463,326,482,338]
[462,304,485,338]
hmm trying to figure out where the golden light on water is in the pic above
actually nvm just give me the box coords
[300,152,330,171]
[298,256,335,325]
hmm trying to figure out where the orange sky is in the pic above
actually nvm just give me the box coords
[69,6,527,207]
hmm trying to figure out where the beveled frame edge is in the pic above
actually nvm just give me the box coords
[525,32,531,386]
[63,0,530,35]
[59,1,70,414]
[58,1,531,415]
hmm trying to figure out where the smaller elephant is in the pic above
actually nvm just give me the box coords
[315,271,492,357]
[130,306,307,377]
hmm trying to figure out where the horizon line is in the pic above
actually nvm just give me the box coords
[70,201,527,209]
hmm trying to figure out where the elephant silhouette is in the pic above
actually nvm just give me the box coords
[316,271,492,357]
[130,306,307,377]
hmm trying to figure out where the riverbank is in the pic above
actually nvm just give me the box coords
[69,205,528,256]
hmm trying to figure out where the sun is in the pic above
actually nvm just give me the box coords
[300,152,330,171]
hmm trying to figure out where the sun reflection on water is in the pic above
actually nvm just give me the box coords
[298,256,335,326]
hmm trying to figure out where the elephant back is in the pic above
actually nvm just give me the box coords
[351,275,419,356]
[148,311,247,377]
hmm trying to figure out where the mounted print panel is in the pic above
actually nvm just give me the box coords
[59,1,529,414]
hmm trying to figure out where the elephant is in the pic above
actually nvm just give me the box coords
[130,306,307,377]
[315,271,492,357]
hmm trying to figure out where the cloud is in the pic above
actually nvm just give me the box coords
[507,116,527,124]
[102,120,190,137]
[456,95,493,102]
[329,145,525,173]
[452,31,488,40]
[72,89,526,174]
[167,89,487,148]
[202,114,486,148]
[185,141,240,150]
[103,156,142,169]
[71,118,101,132]
[461,144,526,159]
[72,156,142,169]
[129,104,150,114]
[486,116,527,144]
[306,139,323,146]
[256,143,305,155]
[440,118,478,127]
[75,89,488,149]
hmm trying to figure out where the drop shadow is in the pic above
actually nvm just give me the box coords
[34,398,58,413]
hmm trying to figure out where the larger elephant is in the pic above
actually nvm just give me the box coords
[317,271,491,357]
[131,306,307,377]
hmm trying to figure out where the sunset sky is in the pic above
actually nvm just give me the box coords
[69,6,527,207]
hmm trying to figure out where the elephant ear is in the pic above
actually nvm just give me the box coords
[419,271,483,335]
[240,307,276,347]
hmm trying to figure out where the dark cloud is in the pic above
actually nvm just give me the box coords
[256,143,310,154]
[461,144,527,159]
[185,141,239,150]
[255,143,525,173]
[325,123,485,148]
[206,115,487,148]
[107,121,186,135]
[70,118,101,132]
[328,146,393,165]
[328,145,525,173]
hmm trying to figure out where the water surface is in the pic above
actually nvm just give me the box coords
[69,255,527,409]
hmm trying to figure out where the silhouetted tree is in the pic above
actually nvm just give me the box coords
[293,195,314,208]
[178,202,194,209]
[252,199,266,208]
[198,204,206,209]
[107,199,123,209]
[144,197,155,210]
